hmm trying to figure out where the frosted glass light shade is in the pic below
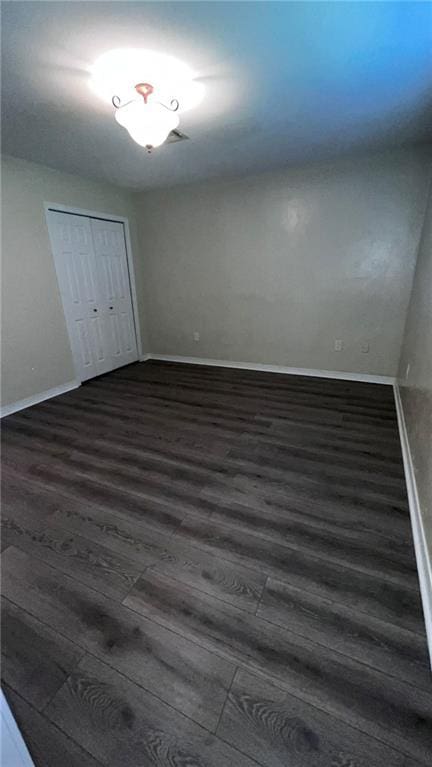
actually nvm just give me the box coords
[115,99,179,148]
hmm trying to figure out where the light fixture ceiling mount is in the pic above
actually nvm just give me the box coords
[90,49,204,152]
[134,82,154,103]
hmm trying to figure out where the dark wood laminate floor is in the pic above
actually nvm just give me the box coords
[1,360,431,767]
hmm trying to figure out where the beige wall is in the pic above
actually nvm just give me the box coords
[398,180,432,553]
[135,147,430,376]
[1,155,149,408]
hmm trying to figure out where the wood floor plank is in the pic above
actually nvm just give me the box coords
[230,476,409,540]
[124,571,432,763]
[4,686,103,767]
[60,447,228,498]
[11,395,253,451]
[23,457,222,523]
[150,538,266,612]
[1,503,142,601]
[44,654,257,767]
[11,403,233,459]
[1,429,227,520]
[1,597,84,710]
[217,668,424,767]
[3,461,186,536]
[198,492,417,582]
[230,462,410,516]
[1,470,56,522]
[5,413,232,474]
[202,481,413,542]
[174,516,424,634]
[1,547,235,731]
[38,387,262,436]
[3,470,169,567]
[48,502,168,568]
[3,414,231,485]
[228,441,406,488]
[243,423,404,462]
[256,578,430,690]
[234,434,405,477]
[230,458,408,507]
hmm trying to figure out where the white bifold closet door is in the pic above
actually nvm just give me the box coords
[48,211,138,382]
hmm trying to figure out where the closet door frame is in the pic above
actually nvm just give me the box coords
[44,202,144,382]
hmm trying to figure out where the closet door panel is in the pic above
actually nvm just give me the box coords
[48,212,112,381]
[90,219,138,369]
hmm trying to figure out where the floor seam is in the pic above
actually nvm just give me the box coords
[213,665,238,735]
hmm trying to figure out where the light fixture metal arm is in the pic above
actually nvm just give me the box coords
[111,91,180,112]
[165,98,179,112]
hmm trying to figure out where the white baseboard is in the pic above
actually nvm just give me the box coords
[394,384,432,668]
[1,379,80,418]
[139,353,151,362]
[146,354,395,385]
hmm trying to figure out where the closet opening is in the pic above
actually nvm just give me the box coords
[45,204,142,383]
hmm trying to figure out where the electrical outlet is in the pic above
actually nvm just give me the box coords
[193,331,200,342]
[334,339,343,352]
[360,341,369,353]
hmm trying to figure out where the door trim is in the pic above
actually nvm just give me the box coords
[44,202,143,378]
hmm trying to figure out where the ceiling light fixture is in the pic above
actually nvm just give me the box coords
[90,49,204,152]
[113,82,179,151]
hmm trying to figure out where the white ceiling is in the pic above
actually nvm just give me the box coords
[2,1,432,190]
